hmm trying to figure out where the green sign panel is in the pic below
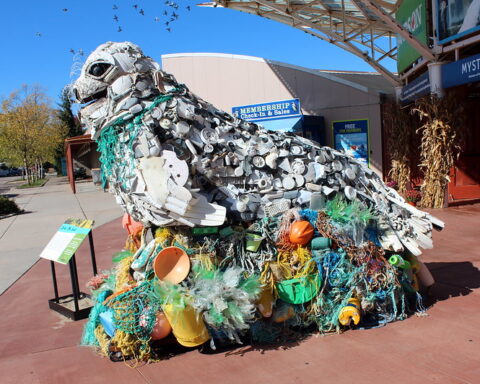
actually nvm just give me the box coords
[40,218,94,264]
[396,0,427,73]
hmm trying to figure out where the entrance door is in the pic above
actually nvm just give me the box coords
[448,92,480,201]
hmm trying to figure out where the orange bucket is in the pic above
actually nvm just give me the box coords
[153,246,191,284]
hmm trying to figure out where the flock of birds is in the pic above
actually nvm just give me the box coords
[35,2,191,52]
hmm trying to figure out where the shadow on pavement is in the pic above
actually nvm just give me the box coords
[426,261,480,302]
[136,325,312,361]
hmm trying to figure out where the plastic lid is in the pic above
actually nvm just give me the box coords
[282,176,296,190]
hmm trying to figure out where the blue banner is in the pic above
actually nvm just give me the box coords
[442,53,480,88]
[400,72,430,103]
[232,99,301,121]
[332,119,369,165]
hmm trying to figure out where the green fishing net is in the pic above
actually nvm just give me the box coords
[96,90,183,189]
[106,279,163,339]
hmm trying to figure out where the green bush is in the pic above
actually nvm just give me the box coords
[0,195,20,215]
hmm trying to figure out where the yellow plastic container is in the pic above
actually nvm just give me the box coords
[257,287,274,318]
[338,298,361,326]
[162,304,210,347]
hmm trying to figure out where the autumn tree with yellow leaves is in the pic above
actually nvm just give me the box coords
[0,85,67,184]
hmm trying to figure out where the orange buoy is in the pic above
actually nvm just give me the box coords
[289,220,314,245]
[150,311,172,340]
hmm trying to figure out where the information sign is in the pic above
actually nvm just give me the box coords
[232,99,301,121]
[40,218,94,264]
[332,119,369,165]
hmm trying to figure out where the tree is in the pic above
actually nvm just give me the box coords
[58,86,82,138]
[0,85,67,183]
[54,87,83,174]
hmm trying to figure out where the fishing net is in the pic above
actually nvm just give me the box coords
[81,290,112,347]
[106,279,162,339]
[96,89,183,189]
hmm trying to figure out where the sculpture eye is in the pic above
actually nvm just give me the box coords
[89,63,112,78]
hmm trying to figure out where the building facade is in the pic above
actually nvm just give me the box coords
[397,0,480,203]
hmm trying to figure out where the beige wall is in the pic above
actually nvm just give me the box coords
[162,54,384,175]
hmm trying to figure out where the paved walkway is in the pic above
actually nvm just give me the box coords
[0,200,478,383]
[0,176,122,294]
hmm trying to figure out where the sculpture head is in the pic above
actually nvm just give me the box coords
[73,41,160,138]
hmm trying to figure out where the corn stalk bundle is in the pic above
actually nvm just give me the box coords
[413,95,462,208]
[384,102,412,194]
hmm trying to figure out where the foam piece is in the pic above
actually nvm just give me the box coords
[99,311,116,337]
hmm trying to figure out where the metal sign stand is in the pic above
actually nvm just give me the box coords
[48,231,98,321]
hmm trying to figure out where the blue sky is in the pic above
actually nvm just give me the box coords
[0,0,395,105]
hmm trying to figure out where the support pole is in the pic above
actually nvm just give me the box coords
[68,255,80,312]
[71,254,81,296]
[395,85,403,102]
[50,261,59,300]
[428,62,444,98]
[88,231,98,275]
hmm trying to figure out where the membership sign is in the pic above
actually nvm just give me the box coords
[232,99,301,122]
[332,119,369,165]
[40,218,94,264]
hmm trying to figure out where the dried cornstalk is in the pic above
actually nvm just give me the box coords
[384,102,412,194]
[412,95,462,208]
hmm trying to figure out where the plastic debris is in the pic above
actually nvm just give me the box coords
[74,42,443,363]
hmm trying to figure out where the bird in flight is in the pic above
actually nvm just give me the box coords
[118,26,123,32]
[114,15,119,22]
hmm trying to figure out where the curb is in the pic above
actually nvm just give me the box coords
[16,178,49,189]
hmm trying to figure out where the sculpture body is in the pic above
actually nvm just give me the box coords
[73,42,442,256]
[75,43,443,359]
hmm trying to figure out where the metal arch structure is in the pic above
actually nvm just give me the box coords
[201,0,437,86]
